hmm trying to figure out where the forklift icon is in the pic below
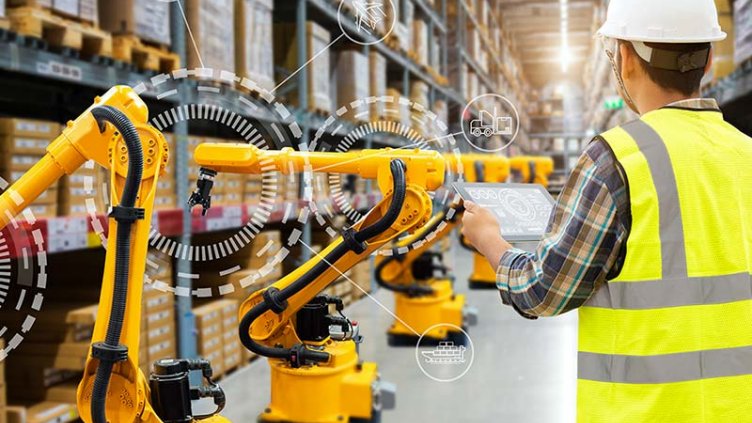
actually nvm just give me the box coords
[470,108,513,137]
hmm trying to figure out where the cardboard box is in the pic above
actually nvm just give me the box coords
[333,50,370,123]
[26,402,78,423]
[0,136,50,155]
[185,0,235,75]
[0,118,59,139]
[235,0,275,93]
[274,21,332,113]
[98,0,171,46]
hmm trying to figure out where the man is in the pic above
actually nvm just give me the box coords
[462,0,752,421]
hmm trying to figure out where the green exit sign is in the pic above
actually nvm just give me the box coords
[605,96,624,110]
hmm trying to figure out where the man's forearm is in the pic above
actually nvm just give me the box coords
[477,234,512,270]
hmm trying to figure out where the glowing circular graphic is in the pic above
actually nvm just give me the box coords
[461,93,520,153]
[499,190,536,222]
[0,177,48,361]
[415,323,475,383]
[337,0,396,46]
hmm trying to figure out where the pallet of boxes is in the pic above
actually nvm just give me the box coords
[274,20,332,115]
[6,0,112,59]
[0,118,61,218]
[1,249,177,422]
[193,299,243,378]
[333,49,370,123]
[98,0,180,73]
[184,0,235,82]
[235,0,275,94]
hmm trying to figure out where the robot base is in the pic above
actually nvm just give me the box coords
[468,252,499,290]
[259,340,390,423]
[386,280,472,347]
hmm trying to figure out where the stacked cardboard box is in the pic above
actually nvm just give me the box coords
[219,300,242,371]
[212,173,245,207]
[0,118,61,218]
[59,162,108,217]
[98,0,172,46]
[8,0,97,24]
[140,249,176,376]
[194,300,226,376]
[6,402,78,423]
[235,0,275,93]
[274,21,332,114]
[243,174,263,206]
[5,303,96,402]
[369,52,387,121]
[333,50,370,123]
[185,0,235,75]
[735,0,752,65]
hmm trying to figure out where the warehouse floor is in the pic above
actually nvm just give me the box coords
[219,240,578,422]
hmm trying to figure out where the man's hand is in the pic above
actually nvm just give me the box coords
[461,201,512,267]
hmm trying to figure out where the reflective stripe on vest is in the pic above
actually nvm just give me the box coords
[577,110,752,422]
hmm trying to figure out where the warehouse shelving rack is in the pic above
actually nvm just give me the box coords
[0,0,532,362]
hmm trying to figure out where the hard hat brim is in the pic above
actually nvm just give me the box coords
[597,23,727,43]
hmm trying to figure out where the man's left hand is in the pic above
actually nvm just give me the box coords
[461,201,512,267]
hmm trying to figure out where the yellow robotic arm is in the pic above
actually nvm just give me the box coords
[0,87,229,423]
[191,144,444,422]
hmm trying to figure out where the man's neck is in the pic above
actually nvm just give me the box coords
[636,89,700,115]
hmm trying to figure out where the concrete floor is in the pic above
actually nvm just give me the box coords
[219,240,578,422]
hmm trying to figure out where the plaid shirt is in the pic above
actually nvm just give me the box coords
[496,99,719,318]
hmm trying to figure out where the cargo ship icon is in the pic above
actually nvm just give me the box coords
[421,341,467,365]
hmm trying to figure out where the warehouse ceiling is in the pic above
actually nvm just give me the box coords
[498,0,602,88]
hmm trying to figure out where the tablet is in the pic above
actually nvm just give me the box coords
[453,183,555,242]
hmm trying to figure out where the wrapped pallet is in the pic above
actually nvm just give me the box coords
[413,19,428,66]
[98,0,171,46]
[410,81,430,137]
[274,21,332,114]
[385,88,411,129]
[235,0,275,93]
[185,0,235,75]
[369,52,387,121]
[334,50,370,123]
[735,0,752,65]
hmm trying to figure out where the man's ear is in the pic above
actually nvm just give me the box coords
[619,42,637,80]
[705,47,713,75]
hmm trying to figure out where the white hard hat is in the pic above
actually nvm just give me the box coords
[597,0,727,43]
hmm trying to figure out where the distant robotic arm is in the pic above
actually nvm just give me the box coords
[374,205,463,297]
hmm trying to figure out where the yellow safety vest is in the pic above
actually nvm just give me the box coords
[578,107,752,422]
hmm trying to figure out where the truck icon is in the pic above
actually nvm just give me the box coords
[470,108,513,137]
